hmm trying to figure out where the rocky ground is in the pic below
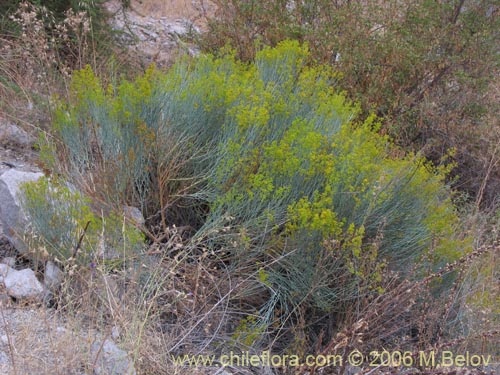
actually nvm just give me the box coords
[0,117,138,374]
[103,0,213,67]
[0,117,40,261]
[0,306,136,374]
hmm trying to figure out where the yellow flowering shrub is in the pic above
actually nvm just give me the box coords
[43,40,470,342]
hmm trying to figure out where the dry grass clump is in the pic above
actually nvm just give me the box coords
[0,1,139,131]
[34,235,495,375]
[2,181,498,375]
[1,2,90,97]
[0,303,134,374]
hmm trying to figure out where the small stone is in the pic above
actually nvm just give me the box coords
[91,339,136,375]
[44,261,63,291]
[111,326,120,340]
[1,266,44,301]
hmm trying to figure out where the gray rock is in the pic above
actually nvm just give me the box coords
[123,206,145,226]
[0,265,44,300]
[167,20,189,35]
[104,1,201,67]
[111,326,120,340]
[0,122,33,148]
[0,169,44,253]
[44,261,63,291]
[91,339,136,375]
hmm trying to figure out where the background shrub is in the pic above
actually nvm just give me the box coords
[40,41,471,352]
[0,0,135,126]
[201,0,500,206]
[0,0,107,32]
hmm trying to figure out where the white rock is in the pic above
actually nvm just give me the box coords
[167,21,189,35]
[44,261,63,291]
[0,265,44,300]
[141,28,159,39]
[0,169,44,253]
[91,339,136,375]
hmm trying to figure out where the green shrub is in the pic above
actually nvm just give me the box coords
[201,0,500,205]
[20,176,145,267]
[44,41,470,349]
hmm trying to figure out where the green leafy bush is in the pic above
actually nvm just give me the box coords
[43,41,470,348]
